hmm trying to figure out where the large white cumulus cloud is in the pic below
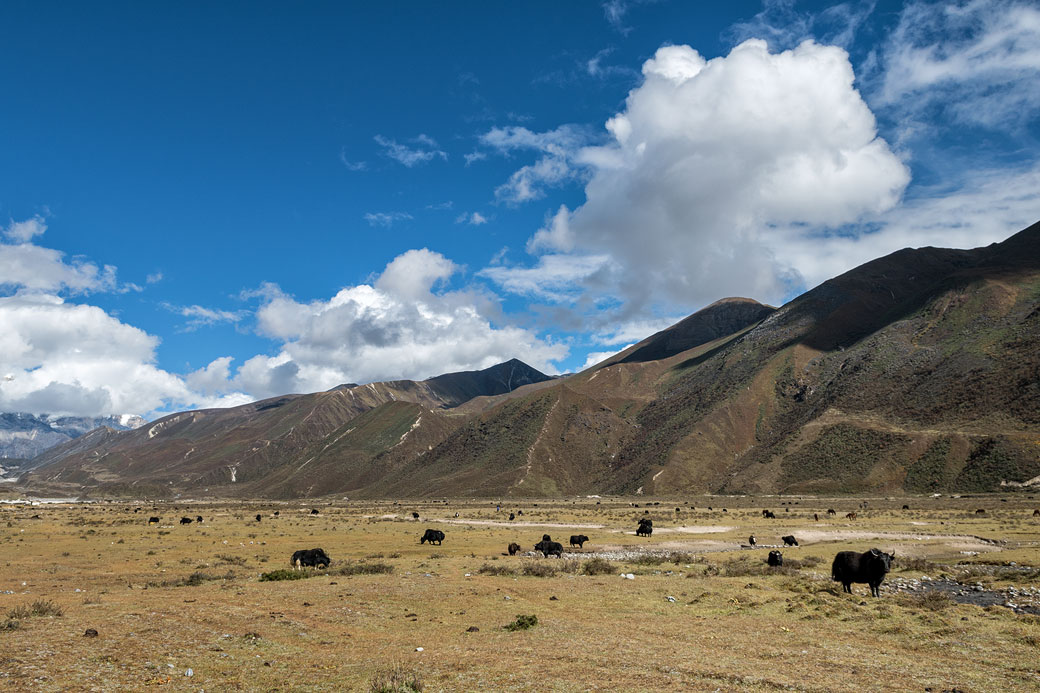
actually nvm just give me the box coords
[221,248,567,399]
[498,39,910,311]
[0,221,253,418]
[0,293,192,416]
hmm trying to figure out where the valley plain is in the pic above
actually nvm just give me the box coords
[2,494,1039,692]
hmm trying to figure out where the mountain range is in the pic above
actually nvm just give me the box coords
[15,221,1040,498]
[0,413,145,464]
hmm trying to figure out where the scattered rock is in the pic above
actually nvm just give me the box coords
[83,628,98,637]
[415,647,424,652]
[466,626,479,632]
[549,596,558,601]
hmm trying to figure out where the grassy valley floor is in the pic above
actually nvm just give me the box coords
[1,495,1038,691]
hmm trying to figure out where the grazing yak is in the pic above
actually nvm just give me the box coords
[832,548,894,597]
[255,514,262,522]
[412,512,420,520]
[636,518,653,537]
[509,512,516,521]
[196,515,203,523]
[534,536,563,558]
[782,535,798,547]
[845,512,857,520]
[179,517,193,525]
[767,550,783,567]
[420,529,445,545]
[148,516,160,525]
[902,505,910,510]
[569,535,589,548]
[1033,509,1040,517]
[975,508,986,515]
[310,509,320,515]
[291,548,331,571]
[813,513,819,522]
[827,508,836,516]
[748,535,756,547]
[508,542,521,555]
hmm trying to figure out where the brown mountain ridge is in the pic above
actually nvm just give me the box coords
[20,221,1040,498]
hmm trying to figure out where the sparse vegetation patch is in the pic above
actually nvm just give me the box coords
[503,614,538,631]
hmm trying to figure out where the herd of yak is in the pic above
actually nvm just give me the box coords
[285,514,897,598]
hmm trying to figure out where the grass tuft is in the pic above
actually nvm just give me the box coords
[259,569,308,582]
[331,562,394,576]
[368,664,424,693]
[7,600,63,619]
[581,557,615,575]
[478,563,516,576]
[899,591,954,611]
[521,562,557,577]
[503,614,538,631]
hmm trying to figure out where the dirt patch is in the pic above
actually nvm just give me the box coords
[429,518,606,529]
[654,525,735,534]
[793,529,1002,551]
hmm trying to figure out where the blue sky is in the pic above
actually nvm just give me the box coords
[2,0,1038,419]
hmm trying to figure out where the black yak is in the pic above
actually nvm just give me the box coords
[782,535,798,547]
[767,550,783,567]
[636,518,653,537]
[534,538,563,558]
[291,548,330,570]
[179,517,193,525]
[508,542,521,555]
[748,535,756,546]
[831,548,894,597]
[148,516,160,525]
[420,529,445,545]
[569,535,589,548]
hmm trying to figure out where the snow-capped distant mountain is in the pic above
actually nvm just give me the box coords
[0,412,146,461]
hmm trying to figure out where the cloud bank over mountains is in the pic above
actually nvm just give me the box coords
[3,1,1038,421]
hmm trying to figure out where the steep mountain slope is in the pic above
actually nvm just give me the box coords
[610,221,1040,496]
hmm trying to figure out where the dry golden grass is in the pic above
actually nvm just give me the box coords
[0,495,1038,691]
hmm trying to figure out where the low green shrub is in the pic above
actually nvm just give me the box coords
[503,614,538,631]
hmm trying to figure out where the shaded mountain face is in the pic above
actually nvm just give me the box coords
[613,298,775,365]
[424,358,552,405]
[18,221,1040,499]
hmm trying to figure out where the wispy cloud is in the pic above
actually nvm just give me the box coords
[339,147,367,171]
[876,0,1040,130]
[456,212,489,226]
[162,303,248,331]
[364,211,414,228]
[374,134,448,167]
[479,124,595,204]
[2,214,47,243]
